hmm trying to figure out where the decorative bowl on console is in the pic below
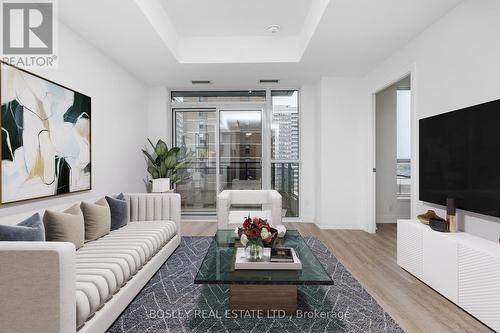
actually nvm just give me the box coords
[417,210,445,225]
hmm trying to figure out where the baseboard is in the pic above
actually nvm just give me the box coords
[377,218,397,223]
[78,235,181,333]
[377,216,405,223]
[316,224,367,231]
[283,220,315,223]
[182,219,217,223]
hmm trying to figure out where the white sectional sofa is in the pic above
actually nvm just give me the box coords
[0,193,181,333]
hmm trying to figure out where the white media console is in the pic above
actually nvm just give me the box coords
[397,219,500,331]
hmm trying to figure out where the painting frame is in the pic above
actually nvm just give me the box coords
[0,61,92,205]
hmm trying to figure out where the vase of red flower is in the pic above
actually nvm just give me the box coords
[237,216,273,261]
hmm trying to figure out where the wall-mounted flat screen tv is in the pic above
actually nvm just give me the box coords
[419,98,500,218]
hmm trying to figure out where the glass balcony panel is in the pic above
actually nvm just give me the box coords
[271,162,299,217]
[397,159,411,197]
[174,110,217,213]
[219,110,262,191]
[271,90,299,160]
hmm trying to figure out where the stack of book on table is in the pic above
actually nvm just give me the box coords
[234,247,302,270]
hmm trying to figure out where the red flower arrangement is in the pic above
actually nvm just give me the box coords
[237,216,273,245]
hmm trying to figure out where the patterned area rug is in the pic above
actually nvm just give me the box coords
[107,236,404,333]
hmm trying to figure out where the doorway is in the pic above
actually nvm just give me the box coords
[375,75,411,224]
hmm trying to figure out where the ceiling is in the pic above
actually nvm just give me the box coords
[161,0,311,37]
[59,0,462,88]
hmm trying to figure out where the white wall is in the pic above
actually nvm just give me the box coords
[0,23,148,217]
[315,77,370,230]
[357,0,500,240]
[147,87,170,146]
[314,81,322,226]
[299,85,316,222]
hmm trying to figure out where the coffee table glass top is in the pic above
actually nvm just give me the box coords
[194,230,334,285]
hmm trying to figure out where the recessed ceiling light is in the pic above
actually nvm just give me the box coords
[266,25,280,34]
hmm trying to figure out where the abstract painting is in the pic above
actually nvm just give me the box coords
[0,61,91,204]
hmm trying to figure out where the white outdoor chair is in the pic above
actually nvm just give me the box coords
[217,190,282,229]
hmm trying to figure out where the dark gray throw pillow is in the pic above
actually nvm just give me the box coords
[105,193,129,230]
[0,213,45,241]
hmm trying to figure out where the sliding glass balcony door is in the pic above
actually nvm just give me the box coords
[174,109,217,213]
[219,110,262,192]
[174,108,263,214]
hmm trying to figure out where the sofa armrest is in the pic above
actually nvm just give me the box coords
[217,190,232,229]
[218,190,231,203]
[268,190,282,201]
[169,193,181,233]
[0,241,76,333]
[268,190,282,226]
[124,193,181,234]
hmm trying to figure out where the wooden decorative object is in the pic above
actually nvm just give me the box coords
[417,210,445,225]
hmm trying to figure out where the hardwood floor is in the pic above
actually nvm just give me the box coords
[180,222,493,333]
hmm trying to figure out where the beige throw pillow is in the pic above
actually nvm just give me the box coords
[43,204,85,249]
[81,198,111,242]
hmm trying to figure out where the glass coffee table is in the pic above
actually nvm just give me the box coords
[195,230,334,313]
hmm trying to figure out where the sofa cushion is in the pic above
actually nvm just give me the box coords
[82,243,148,263]
[76,267,118,295]
[81,198,111,242]
[77,252,137,276]
[73,220,178,328]
[104,233,162,250]
[77,274,110,303]
[86,240,152,258]
[76,260,124,293]
[117,221,177,243]
[44,204,85,249]
[77,263,125,288]
[0,213,45,241]
[105,193,129,230]
[76,290,91,329]
[76,281,100,316]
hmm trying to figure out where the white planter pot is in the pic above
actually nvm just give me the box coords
[151,178,170,193]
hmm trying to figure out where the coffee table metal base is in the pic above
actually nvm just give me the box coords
[229,284,297,314]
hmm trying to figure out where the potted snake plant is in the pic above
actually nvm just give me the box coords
[142,139,190,192]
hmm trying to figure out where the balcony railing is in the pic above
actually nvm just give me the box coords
[397,159,411,197]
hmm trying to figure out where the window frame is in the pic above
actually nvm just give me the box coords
[270,90,301,218]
